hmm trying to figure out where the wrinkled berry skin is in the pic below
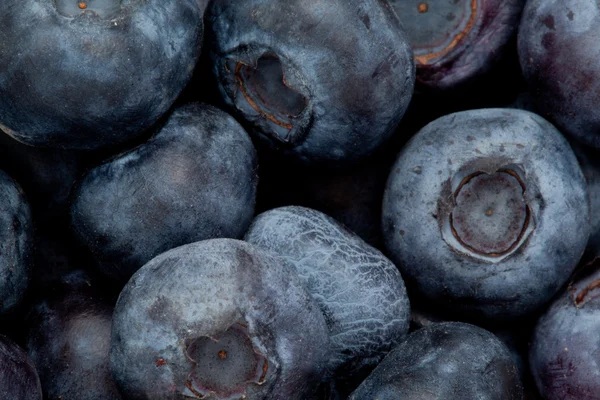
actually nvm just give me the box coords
[71,103,257,283]
[0,335,42,400]
[518,0,600,148]
[390,0,524,91]
[382,109,589,322]
[0,0,203,149]
[350,322,523,400]
[0,170,34,316]
[205,0,415,166]
[530,261,600,399]
[245,206,410,393]
[27,270,122,400]
[110,239,330,400]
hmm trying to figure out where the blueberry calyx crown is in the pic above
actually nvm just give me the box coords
[221,50,312,148]
[183,321,269,399]
[441,164,535,262]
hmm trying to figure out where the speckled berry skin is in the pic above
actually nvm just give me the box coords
[518,0,600,148]
[349,322,523,399]
[0,0,203,149]
[109,239,330,400]
[71,103,257,283]
[205,0,415,166]
[529,261,600,399]
[245,206,410,392]
[382,108,589,322]
[0,170,34,316]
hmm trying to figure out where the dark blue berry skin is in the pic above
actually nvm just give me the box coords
[568,141,600,263]
[529,260,600,399]
[349,322,523,399]
[71,103,257,283]
[389,0,524,92]
[0,0,203,150]
[205,0,415,166]
[0,170,34,316]
[27,270,122,400]
[245,206,410,394]
[382,108,589,322]
[110,239,330,400]
[518,0,600,148]
[0,335,42,400]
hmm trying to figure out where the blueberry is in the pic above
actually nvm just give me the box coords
[0,334,42,400]
[205,0,415,165]
[71,103,257,283]
[244,206,410,394]
[518,0,600,148]
[349,322,523,399]
[0,170,34,316]
[26,270,122,400]
[109,239,330,399]
[389,0,524,91]
[568,141,600,263]
[0,0,203,149]
[382,108,589,322]
[530,259,600,398]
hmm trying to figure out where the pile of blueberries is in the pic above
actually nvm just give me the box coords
[0,0,598,399]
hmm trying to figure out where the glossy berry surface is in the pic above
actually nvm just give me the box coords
[349,322,523,399]
[71,103,258,283]
[519,0,600,148]
[0,0,203,149]
[530,260,600,399]
[390,0,524,91]
[205,0,415,165]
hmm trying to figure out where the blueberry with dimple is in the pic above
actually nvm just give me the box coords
[109,239,330,399]
[0,170,34,316]
[27,270,122,400]
[0,335,43,400]
[349,322,523,399]
[71,103,258,283]
[245,206,410,395]
[518,0,600,148]
[0,0,203,149]
[389,0,524,92]
[205,0,415,165]
[382,108,589,322]
[529,259,600,399]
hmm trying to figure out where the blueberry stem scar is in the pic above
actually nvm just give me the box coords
[415,0,478,65]
[449,167,532,257]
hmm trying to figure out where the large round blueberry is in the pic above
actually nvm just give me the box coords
[0,170,34,316]
[0,0,203,149]
[0,335,42,400]
[389,0,524,91]
[349,322,523,399]
[110,239,330,399]
[245,206,410,393]
[529,259,600,399]
[71,103,257,283]
[27,270,122,400]
[382,108,589,321]
[518,0,600,148]
[205,0,415,165]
